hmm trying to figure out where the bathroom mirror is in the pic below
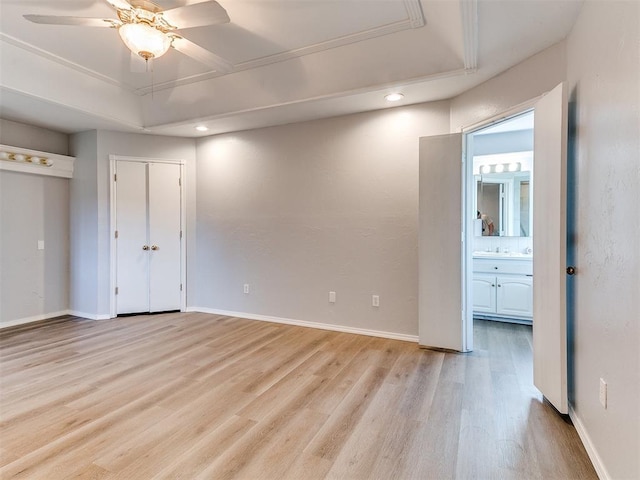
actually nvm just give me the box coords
[475,170,532,237]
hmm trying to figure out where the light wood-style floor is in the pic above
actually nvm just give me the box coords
[0,313,596,479]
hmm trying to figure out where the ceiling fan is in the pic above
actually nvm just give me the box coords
[23,0,233,73]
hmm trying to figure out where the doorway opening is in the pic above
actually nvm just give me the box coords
[464,110,535,351]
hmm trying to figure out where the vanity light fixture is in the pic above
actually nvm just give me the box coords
[0,149,52,167]
[384,93,404,102]
[195,125,209,132]
[478,162,522,174]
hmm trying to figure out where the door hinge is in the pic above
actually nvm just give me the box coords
[114,173,117,182]
[180,284,183,291]
[115,230,118,239]
[115,287,119,295]
[180,230,183,239]
[178,177,181,187]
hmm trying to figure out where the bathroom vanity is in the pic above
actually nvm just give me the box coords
[472,253,533,323]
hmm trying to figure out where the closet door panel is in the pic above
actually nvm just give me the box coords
[148,163,182,312]
[116,161,149,314]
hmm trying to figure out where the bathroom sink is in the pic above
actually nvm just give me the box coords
[473,251,532,258]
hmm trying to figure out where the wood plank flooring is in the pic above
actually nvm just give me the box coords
[0,313,597,479]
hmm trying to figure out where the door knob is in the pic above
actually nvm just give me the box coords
[151,245,159,251]
[142,245,150,250]
[566,266,576,275]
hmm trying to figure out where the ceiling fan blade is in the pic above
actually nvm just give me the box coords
[23,14,119,27]
[171,36,233,73]
[104,0,132,10]
[161,2,230,29]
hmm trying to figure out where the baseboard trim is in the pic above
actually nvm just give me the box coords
[569,406,609,480]
[186,307,419,343]
[0,310,71,329]
[68,311,112,321]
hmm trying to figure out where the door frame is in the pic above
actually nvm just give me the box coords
[460,97,540,351]
[109,155,187,318]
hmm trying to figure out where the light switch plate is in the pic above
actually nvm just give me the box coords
[37,240,45,250]
[599,378,607,408]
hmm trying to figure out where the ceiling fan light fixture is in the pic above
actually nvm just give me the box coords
[118,22,171,60]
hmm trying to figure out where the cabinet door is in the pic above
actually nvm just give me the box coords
[496,275,533,317]
[472,274,496,313]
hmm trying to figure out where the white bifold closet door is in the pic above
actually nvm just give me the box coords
[115,161,182,315]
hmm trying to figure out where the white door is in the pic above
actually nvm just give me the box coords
[116,161,149,314]
[115,161,182,315]
[148,163,182,312]
[418,133,465,351]
[532,82,569,414]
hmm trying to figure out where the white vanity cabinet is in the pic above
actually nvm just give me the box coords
[472,257,533,322]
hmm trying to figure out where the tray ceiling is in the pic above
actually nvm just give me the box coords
[0,0,583,136]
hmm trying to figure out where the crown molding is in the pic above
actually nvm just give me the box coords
[460,0,478,70]
[133,0,426,95]
[4,0,425,98]
[0,34,139,94]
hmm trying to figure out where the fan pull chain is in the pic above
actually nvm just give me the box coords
[145,58,155,100]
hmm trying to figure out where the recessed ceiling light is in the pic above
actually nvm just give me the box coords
[195,126,208,132]
[385,93,404,102]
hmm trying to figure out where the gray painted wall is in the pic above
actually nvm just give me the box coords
[195,102,450,336]
[0,120,70,324]
[566,2,639,478]
[450,41,567,131]
[0,118,69,155]
[69,130,99,317]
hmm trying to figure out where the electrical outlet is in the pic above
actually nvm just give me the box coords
[243,284,250,294]
[329,291,336,303]
[37,240,45,250]
[372,295,380,307]
[599,378,607,408]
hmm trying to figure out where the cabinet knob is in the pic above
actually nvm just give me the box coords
[494,266,498,270]
[497,284,501,287]
[151,245,159,251]
[566,266,576,275]
[142,245,150,250]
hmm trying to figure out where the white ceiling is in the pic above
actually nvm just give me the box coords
[0,0,583,137]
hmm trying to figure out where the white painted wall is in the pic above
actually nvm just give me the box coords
[69,131,196,318]
[566,2,640,478]
[195,103,450,336]
[0,119,70,325]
